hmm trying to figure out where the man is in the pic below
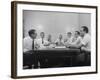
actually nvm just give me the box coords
[46,34,55,48]
[80,26,91,52]
[47,34,52,43]
[55,34,64,46]
[23,29,39,69]
[23,29,38,52]
[70,26,91,51]
[80,26,91,65]
[68,31,82,48]
[73,26,91,65]
[37,32,49,49]
[36,32,49,68]
[64,32,73,47]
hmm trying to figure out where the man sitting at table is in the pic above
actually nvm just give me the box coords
[46,34,56,48]
[64,32,73,47]
[47,34,53,44]
[79,26,91,65]
[36,32,50,68]
[70,26,91,65]
[68,26,91,51]
[67,31,82,48]
[36,32,49,49]
[55,34,64,46]
[23,29,39,69]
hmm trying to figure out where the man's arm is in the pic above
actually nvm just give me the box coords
[66,42,82,48]
[69,37,82,48]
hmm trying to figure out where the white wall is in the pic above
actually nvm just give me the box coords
[23,11,80,40]
[23,11,90,41]
[79,13,91,34]
[0,0,99,80]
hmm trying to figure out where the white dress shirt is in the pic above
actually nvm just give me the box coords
[81,34,91,51]
[71,36,82,45]
[64,37,73,45]
[36,38,49,49]
[23,36,38,52]
[55,39,64,46]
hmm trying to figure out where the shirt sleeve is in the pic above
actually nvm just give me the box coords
[44,40,49,44]
[81,35,89,46]
[55,39,58,43]
[71,37,81,45]
[23,38,28,52]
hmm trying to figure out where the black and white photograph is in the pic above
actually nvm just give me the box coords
[11,1,97,78]
[23,10,91,69]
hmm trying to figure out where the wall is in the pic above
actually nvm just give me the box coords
[23,10,80,40]
[0,0,99,80]
[23,10,90,41]
[79,13,91,34]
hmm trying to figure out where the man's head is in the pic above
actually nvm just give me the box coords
[74,31,80,38]
[40,32,45,39]
[47,34,52,42]
[48,34,51,39]
[59,34,63,40]
[80,26,89,36]
[67,32,72,38]
[28,29,37,39]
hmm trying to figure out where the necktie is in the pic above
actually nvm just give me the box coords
[32,39,34,50]
[42,39,44,44]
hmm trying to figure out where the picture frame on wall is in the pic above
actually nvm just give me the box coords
[11,1,98,78]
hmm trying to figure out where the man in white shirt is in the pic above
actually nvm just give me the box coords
[71,26,91,51]
[55,34,64,46]
[64,32,73,47]
[23,29,39,69]
[68,31,82,48]
[36,32,50,68]
[47,34,52,44]
[23,29,39,52]
[36,32,49,49]
[74,26,91,65]
[46,34,55,48]
[81,31,91,52]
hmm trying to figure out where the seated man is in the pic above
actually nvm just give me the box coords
[64,32,73,47]
[68,31,82,48]
[46,34,56,48]
[72,26,91,66]
[47,34,52,43]
[69,26,91,51]
[23,29,39,69]
[36,32,49,49]
[36,32,49,68]
[55,34,64,46]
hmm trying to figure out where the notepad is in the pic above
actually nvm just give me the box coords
[54,46,66,48]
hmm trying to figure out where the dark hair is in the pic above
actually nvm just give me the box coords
[82,26,89,33]
[28,29,36,36]
[40,32,45,34]
[67,32,72,34]
[75,31,80,35]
